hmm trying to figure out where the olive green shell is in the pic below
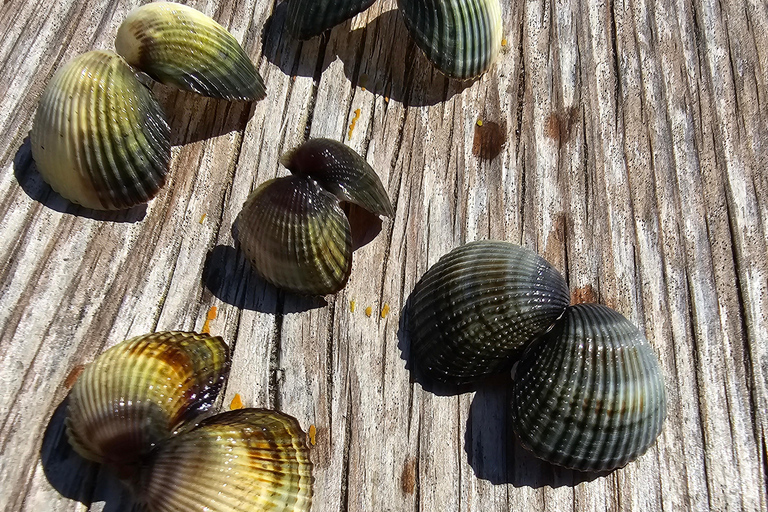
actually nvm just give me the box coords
[511,304,668,471]
[30,50,170,210]
[286,0,376,39]
[115,2,266,101]
[66,332,229,469]
[397,0,503,79]
[136,409,313,512]
[407,241,570,385]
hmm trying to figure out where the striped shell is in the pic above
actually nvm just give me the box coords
[397,0,503,79]
[407,241,570,385]
[115,2,266,101]
[66,332,229,471]
[30,50,170,210]
[286,0,376,39]
[134,409,313,512]
[510,304,667,471]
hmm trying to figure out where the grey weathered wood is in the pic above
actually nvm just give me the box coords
[1,0,766,511]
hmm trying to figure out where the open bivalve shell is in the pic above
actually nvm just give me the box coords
[116,2,266,101]
[236,138,392,296]
[66,332,229,471]
[135,409,313,512]
[406,241,570,385]
[510,304,668,471]
[397,0,503,79]
[286,0,376,40]
[30,50,171,210]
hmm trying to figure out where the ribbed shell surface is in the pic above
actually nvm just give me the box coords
[235,175,353,295]
[66,332,230,468]
[510,304,668,471]
[30,50,170,210]
[137,409,313,512]
[115,2,266,101]
[281,138,393,218]
[397,0,503,79]
[407,241,570,384]
[286,0,376,40]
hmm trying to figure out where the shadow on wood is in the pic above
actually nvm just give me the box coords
[261,5,475,107]
[14,137,147,222]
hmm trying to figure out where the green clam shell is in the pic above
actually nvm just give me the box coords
[115,2,266,101]
[30,50,170,210]
[66,332,230,470]
[511,304,668,471]
[397,0,503,79]
[286,0,376,40]
[407,241,570,385]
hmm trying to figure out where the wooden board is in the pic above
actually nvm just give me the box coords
[1,0,766,510]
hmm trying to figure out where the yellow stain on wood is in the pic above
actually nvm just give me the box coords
[199,213,207,224]
[381,303,391,318]
[477,119,484,127]
[348,108,361,140]
[201,306,218,334]
[230,393,244,410]
[365,306,373,317]
[384,96,390,103]
[309,424,317,446]
[350,299,356,313]
[501,38,508,47]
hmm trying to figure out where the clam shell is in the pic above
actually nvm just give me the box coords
[510,304,667,471]
[235,175,352,295]
[281,138,393,218]
[397,0,503,79]
[406,241,570,385]
[136,409,313,512]
[286,0,376,39]
[30,50,170,210]
[66,332,229,470]
[115,2,266,101]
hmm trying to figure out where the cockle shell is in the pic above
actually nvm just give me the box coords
[30,50,170,210]
[397,0,503,79]
[115,2,266,101]
[236,138,392,296]
[406,241,570,385]
[66,332,229,471]
[134,409,313,512]
[286,0,376,40]
[510,304,667,471]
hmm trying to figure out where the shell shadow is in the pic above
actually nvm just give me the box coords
[464,388,609,488]
[261,5,475,107]
[13,136,147,223]
[41,398,144,512]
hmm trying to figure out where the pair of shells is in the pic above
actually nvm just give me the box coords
[406,241,667,472]
[31,2,264,210]
[66,331,312,511]
[286,0,503,79]
[235,138,393,296]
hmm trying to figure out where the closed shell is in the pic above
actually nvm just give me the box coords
[135,409,313,512]
[397,0,503,79]
[406,241,570,385]
[510,304,667,471]
[31,50,170,210]
[116,2,266,101]
[286,0,376,40]
[66,332,229,471]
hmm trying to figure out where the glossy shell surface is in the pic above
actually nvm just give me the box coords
[236,175,353,295]
[66,332,229,469]
[137,409,313,512]
[397,0,503,79]
[286,0,376,39]
[407,241,570,384]
[511,304,668,471]
[116,2,266,100]
[30,50,170,210]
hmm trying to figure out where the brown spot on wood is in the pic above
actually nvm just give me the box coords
[472,120,507,160]
[401,457,417,494]
[571,284,599,304]
[308,424,317,446]
[64,364,85,389]
[545,106,580,147]
[201,306,218,334]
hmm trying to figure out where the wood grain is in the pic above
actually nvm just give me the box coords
[1,0,766,511]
